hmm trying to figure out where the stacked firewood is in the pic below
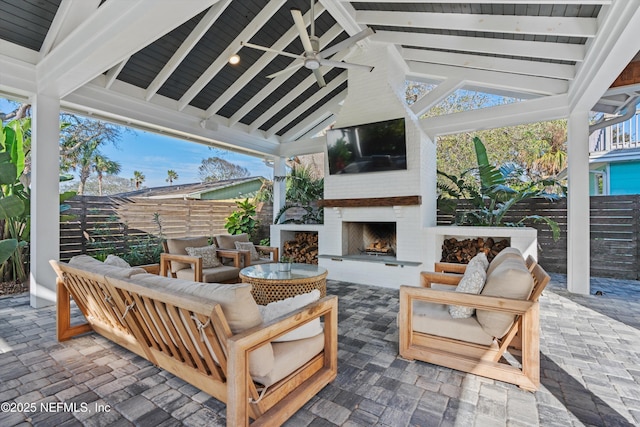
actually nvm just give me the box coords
[282,232,319,264]
[440,237,510,264]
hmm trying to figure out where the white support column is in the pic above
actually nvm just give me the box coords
[567,109,590,295]
[272,157,287,224]
[30,94,61,308]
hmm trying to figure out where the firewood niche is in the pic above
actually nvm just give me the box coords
[440,237,510,264]
[282,232,319,264]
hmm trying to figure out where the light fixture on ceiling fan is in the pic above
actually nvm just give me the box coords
[240,0,374,88]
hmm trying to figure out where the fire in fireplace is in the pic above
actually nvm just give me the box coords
[344,222,397,258]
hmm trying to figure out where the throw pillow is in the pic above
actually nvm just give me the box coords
[185,245,222,268]
[257,290,323,342]
[449,263,487,319]
[467,252,489,271]
[104,254,132,268]
[234,241,260,261]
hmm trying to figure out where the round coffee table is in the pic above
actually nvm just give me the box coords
[239,263,328,305]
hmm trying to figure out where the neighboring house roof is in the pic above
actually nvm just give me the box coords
[115,177,265,200]
[590,147,640,168]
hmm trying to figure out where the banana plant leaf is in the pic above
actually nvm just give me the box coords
[0,195,25,219]
[0,239,19,265]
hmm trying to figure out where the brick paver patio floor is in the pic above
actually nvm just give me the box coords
[1,274,639,426]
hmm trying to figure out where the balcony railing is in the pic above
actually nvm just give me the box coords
[590,108,640,152]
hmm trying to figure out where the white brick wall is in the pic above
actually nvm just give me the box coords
[319,44,438,287]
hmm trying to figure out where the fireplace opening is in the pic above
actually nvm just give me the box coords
[344,222,397,259]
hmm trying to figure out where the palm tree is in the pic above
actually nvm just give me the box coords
[133,170,145,190]
[93,155,121,196]
[166,169,178,185]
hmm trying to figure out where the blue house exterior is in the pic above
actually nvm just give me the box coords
[589,110,640,196]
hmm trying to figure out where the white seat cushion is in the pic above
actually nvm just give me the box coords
[412,300,495,346]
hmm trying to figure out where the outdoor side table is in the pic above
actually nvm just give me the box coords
[239,263,328,305]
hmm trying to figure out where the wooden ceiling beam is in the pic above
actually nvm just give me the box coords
[345,0,611,4]
[229,24,343,127]
[177,0,286,111]
[265,73,347,138]
[204,2,326,119]
[408,61,568,96]
[37,0,217,98]
[374,31,585,63]
[403,48,575,80]
[145,0,232,101]
[357,11,597,38]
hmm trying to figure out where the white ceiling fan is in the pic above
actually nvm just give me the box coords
[240,0,374,88]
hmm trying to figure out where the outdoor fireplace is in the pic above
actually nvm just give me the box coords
[344,222,397,258]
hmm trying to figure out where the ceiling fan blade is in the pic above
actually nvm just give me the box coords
[290,8,314,54]
[266,62,304,79]
[319,59,374,73]
[319,27,375,59]
[313,69,326,88]
[241,41,303,60]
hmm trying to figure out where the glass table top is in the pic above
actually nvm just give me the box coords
[240,263,327,280]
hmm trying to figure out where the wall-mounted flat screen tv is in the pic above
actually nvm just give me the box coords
[326,117,407,175]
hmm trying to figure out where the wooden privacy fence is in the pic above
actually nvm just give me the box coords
[437,195,640,280]
[62,195,640,279]
[60,196,273,261]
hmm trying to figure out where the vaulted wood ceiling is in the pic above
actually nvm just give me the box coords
[0,0,638,158]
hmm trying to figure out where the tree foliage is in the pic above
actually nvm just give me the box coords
[198,156,249,182]
[166,169,178,185]
[132,170,145,189]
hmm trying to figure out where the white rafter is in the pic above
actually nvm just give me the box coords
[104,57,130,89]
[177,0,286,111]
[146,0,232,101]
[374,31,585,63]
[357,11,597,38]
[204,2,326,119]
[39,0,101,60]
[319,0,362,35]
[421,94,569,138]
[229,24,343,127]
[280,90,345,142]
[248,32,348,134]
[569,0,640,111]
[403,48,575,80]
[410,78,465,117]
[408,61,568,97]
[37,0,217,98]
[265,74,347,138]
[345,0,610,4]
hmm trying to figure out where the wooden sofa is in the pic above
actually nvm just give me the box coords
[51,255,338,426]
[399,249,550,391]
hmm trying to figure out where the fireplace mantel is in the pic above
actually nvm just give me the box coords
[318,195,421,208]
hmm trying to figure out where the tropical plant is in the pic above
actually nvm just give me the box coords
[224,199,258,238]
[0,120,25,271]
[166,169,178,185]
[272,164,324,224]
[438,137,565,240]
[132,170,145,189]
[93,155,121,196]
[88,212,164,265]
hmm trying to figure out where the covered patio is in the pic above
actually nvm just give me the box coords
[1,275,639,426]
[0,1,639,306]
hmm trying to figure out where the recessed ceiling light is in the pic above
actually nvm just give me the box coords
[229,54,240,65]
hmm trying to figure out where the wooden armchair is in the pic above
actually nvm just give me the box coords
[214,233,279,266]
[400,256,550,391]
[161,238,243,283]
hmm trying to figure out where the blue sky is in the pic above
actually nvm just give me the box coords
[0,98,273,188]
